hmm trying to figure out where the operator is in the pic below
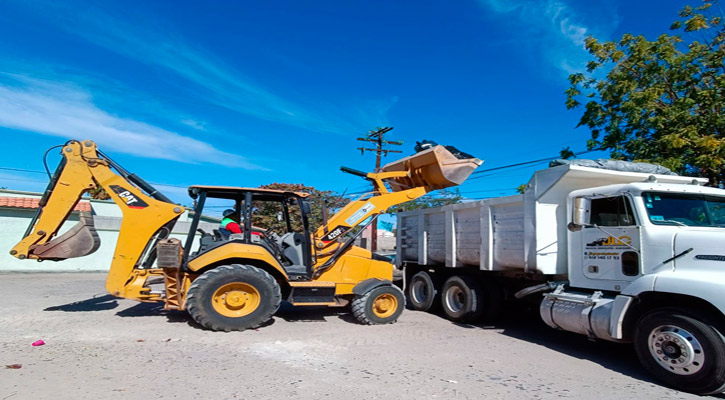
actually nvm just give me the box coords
[220,209,263,237]
[220,209,243,234]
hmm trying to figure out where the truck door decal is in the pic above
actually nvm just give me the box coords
[583,228,640,281]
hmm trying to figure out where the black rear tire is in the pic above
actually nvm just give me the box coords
[634,308,725,395]
[440,275,484,323]
[407,271,439,312]
[186,264,281,332]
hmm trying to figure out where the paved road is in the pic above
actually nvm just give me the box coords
[0,273,716,399]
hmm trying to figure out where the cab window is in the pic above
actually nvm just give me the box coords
[590,196,635,226]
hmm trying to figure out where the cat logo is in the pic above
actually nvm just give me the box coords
[109,185,149,209]
[586,236,631,247]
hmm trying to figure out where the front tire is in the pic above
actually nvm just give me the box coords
[186,264,281,332]
[634,309,725,395]
[352,285,405,325]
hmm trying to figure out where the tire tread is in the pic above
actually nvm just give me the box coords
[186,264,281,332]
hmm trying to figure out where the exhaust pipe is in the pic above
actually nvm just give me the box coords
[29,213,101,260]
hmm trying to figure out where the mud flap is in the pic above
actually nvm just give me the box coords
[30,213,101,260]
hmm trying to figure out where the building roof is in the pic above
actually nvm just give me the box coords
[0,196,92,212]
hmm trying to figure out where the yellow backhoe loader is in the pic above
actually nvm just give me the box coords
[11,139,480,331]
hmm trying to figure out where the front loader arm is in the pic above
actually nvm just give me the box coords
[313,145,482,251]
[11,140,184,300]
[313,169,427,247]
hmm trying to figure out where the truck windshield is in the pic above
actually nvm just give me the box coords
[643,192,725,227]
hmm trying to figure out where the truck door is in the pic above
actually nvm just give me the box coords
[581,195,641,283]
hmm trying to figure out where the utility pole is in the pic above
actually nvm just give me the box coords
[356,126,403,252]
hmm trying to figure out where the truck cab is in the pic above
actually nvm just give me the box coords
[567,182,725,306]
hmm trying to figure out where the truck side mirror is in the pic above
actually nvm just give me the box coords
[569,197,591,232]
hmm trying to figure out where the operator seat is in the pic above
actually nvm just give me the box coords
[280,232,305,265]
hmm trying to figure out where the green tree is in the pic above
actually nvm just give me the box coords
[252,183,349,233]
[89,185,110,200]
[390,188,463,213]
[566,1,725,185]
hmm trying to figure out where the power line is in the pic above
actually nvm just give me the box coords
[0,167,46,174]
[467,149,596,181]
[471,150,596,175]
[0,166,189,189]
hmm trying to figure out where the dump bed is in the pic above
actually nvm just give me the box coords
[396,163,704,275]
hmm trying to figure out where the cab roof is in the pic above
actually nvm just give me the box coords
[188,185,310,199]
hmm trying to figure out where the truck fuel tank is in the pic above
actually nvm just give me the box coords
[540,290,616,341]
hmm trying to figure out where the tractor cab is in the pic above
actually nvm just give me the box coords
[185,186,314,279]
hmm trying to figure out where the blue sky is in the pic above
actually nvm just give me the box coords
[0,0,691,221]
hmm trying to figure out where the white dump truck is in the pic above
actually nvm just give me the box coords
[396,160,725,395]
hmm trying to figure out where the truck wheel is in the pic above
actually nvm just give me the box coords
[352,285,405,325]
[634,309,725,395]
[407,271,438,311]
[186,264,281,332]
[440,275,484,323]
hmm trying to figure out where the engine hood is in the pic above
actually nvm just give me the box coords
[673,229,725,271]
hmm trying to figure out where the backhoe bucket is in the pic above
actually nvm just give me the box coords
[30,213,101,260]
[381,145,482,192]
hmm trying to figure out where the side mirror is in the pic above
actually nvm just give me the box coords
[569,197,591,232]
[301,200,311,215]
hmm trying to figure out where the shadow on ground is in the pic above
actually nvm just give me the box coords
[44,294,119,312]
[274,302,356,323]
[422,302,656,385]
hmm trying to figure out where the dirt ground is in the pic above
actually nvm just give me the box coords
[0,272,717,400]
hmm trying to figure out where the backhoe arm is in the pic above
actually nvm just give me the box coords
[10,140,184,300]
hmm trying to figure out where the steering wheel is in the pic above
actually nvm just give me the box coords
[258,229,281,257]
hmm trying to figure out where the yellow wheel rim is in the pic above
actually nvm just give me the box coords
[211,282,261,318]
[372,293,398,318]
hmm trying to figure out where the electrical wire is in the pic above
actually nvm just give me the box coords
[0,167,46,174]
[469,149,596,178]
[0,166,189,189]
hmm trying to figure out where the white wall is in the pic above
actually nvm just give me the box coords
[0,190,216,271]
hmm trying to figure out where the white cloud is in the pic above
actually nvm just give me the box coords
[0,77,267,169]
[180,119,207,131]
[32,4,391,135]
[477,0,604,74]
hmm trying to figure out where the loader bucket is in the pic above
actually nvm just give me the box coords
[29,213,101,260]
[381,145,482,192]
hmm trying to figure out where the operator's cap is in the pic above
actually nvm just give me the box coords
[222,209,235,218]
